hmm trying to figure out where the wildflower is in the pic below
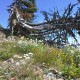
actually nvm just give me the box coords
[18,40,22,44]
[32,40,35,42]
[59,72,62,75]
[78,64,80,67]
[23,54,31,59]
[70,50,74,54]
[30,39,33,42]
[35,38,38,42]
[23,54,29,57]
[14,55,22,59]
[21,36,24,40]
[27,38,29,40]
[28,52,33,57]
[35,44,38,46]
[8,45,10,47]
[38,40,43,43]
[25,56,30,60]
[42,43,44,44]
[14,45,16,47]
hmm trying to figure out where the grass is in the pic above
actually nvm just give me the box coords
[0,38,80,79]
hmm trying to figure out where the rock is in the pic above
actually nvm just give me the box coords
[49,67,58,74]
[33,66,43,79]
[25,77,30,80]
[10,77,19,80]
[47,72,56,80]
[15,62,20,66]
[2,61,9,70]
[7,58,14,63]
[10,78,16,80]
[20,59,26,65]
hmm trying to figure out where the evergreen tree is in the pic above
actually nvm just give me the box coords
[8,0,37,22]
[7,0,37,35]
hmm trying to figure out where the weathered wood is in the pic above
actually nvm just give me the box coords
[8,3,80,47]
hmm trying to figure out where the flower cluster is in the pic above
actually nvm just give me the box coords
[23,52,33,60]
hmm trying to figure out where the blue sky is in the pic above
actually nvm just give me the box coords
[36,0,78,22]
[0,0,80,44]
[0,0,79,28]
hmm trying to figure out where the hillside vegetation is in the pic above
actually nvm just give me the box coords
[0,37,80,80]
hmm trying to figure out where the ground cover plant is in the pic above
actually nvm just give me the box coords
[0,37,80,79]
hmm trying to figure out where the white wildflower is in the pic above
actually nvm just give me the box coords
[28,52,33,57]
[18,40,22,44]
[57,78,63,80]
[42,43,44,44]
[70,50,74,54]
[35,44,38,46]
[14,55,22,59]
[8,45,10,47]
[30,39,33,42]
[23,54,29,57]
[27,38,29,40]
[25,56,30,60]
[14,45,16,47]
[59,72,62,75]
[35,38,38,42]
[32,40,35,42]
[3,61,8,64]
[38,40,43,43]
[21,36,24,40]
[78,64,80,67]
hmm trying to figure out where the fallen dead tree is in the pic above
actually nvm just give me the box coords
[7,2,80,48]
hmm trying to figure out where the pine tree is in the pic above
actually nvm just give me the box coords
[8,0,37,22]
[7,0,37,35]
